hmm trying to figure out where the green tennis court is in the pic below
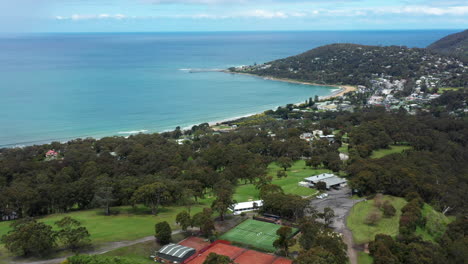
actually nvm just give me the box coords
[220,219,298,252]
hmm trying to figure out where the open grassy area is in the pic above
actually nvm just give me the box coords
[234,160,327,202]
[415,204,453,242]
[347,196,407,244]
[439,87,464,92]
[358,252,373,264]
[347,195,453,245]
[0,198,214,245]
[102,233,186,263]
[370,145,411,159]
[220,219,298,252]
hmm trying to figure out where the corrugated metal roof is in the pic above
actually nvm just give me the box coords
[304,173,336,182]
[158,244,195,258]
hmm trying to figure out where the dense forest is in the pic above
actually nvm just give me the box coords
[229,43,467,88]
[428,29,468,63]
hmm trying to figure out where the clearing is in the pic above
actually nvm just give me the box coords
[370,145,411,159]
[234,160,326,202]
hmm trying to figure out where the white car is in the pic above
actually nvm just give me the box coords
[316,193,329,199]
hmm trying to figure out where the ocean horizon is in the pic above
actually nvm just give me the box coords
[0,30,459,148]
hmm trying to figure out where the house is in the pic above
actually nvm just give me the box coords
[155,243,196,263]
[229,200,263,215]
[300,133,313,142]
[45,150,59,160]
[302,173,347,190]
[319,134,335,143]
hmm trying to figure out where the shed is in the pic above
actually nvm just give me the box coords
[229,200,263,215]
[157,243,196,263]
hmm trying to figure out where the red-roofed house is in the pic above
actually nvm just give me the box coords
[45,150,59,159]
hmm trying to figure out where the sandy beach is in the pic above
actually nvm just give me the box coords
[222,70,356,100]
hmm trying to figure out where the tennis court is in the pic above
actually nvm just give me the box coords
[220,219,298,252]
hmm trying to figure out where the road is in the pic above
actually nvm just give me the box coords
[11,230,183,264]
[310,187,363,264]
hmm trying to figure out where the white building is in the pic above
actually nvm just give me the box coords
[229,200,263,215]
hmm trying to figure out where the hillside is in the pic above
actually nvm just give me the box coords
[229,43,467,88]
[428,29,468,62]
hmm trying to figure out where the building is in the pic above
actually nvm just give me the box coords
[300,133,313,142]
[229,200,263,215]
[302,173,347,190]
[45,150,58,159]
[155,243,196,263]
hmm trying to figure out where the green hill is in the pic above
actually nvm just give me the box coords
[428,29,468,62]
[230,43,466,88]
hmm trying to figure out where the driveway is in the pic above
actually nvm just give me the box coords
[310,187,363,264]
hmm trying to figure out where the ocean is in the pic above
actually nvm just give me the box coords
[0,30,459,147]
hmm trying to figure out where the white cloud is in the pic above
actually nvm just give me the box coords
[57,14,127,20]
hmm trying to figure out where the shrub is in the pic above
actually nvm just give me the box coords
[382,201,396,218]
[365,210,382,225]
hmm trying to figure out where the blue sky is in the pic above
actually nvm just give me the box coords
[1,0,467,32]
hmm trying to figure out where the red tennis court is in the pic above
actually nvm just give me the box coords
[185,241,292,264]
[179,237,211,252]
[235,249,276,264]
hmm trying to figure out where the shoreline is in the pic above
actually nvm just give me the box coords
[222,70,356,100]
[1,72,355,149]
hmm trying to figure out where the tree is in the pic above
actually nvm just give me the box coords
[299,217,321,250]
[277,170,287,178]
[55,217,90,251]
[259,184,284,200]
[320,207,335,228]
[294,247,340,264]
[131,182,169,215]
[93,174,115,216]
[1,218,56,257]
[382,201,396,218]
[155,221,172,245]
[365,210,382,225]
[277,157,293,171]
[273,226,296,256]
[211,182,235,221]
[203,252,234,264]
[306,156,322,169]
[192,208,215,237]
[176,211,192,231]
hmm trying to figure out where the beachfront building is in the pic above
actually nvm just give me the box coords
[229,200,263,215]
[45,150,59,160]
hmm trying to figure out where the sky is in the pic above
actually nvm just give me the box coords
[0,0,467,32]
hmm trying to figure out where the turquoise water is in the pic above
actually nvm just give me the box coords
[0,30,458,147]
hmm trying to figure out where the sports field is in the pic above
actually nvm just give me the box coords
[220,219,298,252]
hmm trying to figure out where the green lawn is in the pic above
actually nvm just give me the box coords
[439,87,464,92]
[347,195,453,245]
[0,199,214,245]
[220,219,297,252]
[339,143,349,154]
[234,160,327,202]
[415,204,453,242]
[347,196,407,244]
[103,233,186,263]
[370,145,411,159]
[358,252,373,264]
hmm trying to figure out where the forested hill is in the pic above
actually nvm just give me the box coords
[229,43,467,88]
[428,29,468,62]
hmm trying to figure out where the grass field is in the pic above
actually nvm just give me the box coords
[347,196,407,244]
[358,252,373,264]
[220,219,297,252]
[370,145,411,159]
[234,160,327,202]
[347,195,453,244]
[0,198,214,245]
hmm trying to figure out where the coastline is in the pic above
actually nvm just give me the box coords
[1,72,355,149]
[222,70,356,100]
